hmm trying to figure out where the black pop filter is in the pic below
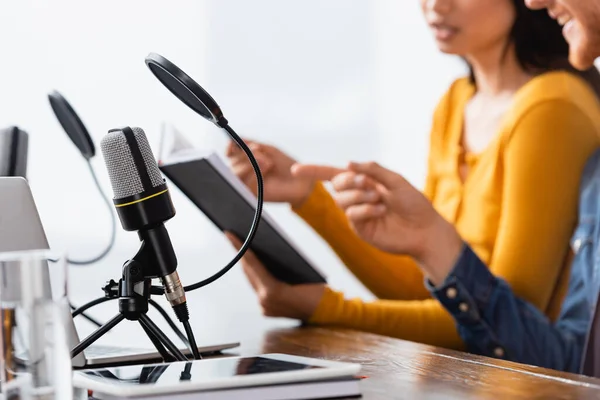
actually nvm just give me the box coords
[144,52,264,293]
[144,53,226,126]
[48,90,96,160]
[47,90,118,267]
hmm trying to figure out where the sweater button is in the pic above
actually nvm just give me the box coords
[458,303,469,312]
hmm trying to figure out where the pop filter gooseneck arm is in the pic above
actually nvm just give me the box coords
[144,53,263,294]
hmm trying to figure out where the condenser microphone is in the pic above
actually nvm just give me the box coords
[0,126,28,177]
[100,126,187,315]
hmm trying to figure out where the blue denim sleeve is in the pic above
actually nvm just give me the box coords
[427,244,588,372]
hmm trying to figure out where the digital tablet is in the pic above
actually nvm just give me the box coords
[73,353,362,399]
[159,149,326,285]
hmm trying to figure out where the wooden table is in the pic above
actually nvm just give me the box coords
[222,326,600,400]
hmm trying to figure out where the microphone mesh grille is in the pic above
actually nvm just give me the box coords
[132,127,164,188]
[100,127,164,199]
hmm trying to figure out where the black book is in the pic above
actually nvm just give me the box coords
[157,123,326,285]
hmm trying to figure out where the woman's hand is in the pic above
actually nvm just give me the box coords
[226,140,315,208]
[292,161,463,284]
[225,233,325,320]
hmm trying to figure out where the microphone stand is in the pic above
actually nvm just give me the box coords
[70,238,191,362]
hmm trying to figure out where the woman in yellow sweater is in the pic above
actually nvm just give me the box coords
[225,0,600,349]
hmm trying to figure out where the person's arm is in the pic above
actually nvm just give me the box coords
[293,184,429,301]
[303,100,598,349]
[309,285,463,348]
[485,100,599,312]
[428,245,589,372]
[290,87,449,302]
[424,100,599,368]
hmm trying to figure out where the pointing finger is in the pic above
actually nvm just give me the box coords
[291,164,346,181]
[348,162,402,189]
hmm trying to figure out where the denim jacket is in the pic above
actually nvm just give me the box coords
[427,149,600,372]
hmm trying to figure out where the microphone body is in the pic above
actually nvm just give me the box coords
[100,126,186,311]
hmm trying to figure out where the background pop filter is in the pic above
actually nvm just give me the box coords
[144,52,264,292]
[46,90,116,268]
[48,90,96,160]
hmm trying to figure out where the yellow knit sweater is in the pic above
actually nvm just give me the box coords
[293,71,600,349]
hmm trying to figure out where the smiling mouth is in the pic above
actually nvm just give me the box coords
[556,15,572,26]
[430,23,458,41]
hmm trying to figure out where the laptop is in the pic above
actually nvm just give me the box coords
[0,177,239,368]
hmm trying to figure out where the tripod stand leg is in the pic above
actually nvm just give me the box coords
[139,320,173,362]
[139,314,187,361]
[71,314,126,358]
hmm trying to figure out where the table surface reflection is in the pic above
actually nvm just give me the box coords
[220,326,600,400]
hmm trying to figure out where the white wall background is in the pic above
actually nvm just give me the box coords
[0,1,465,348]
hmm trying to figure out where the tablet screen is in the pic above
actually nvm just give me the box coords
[81,357,323,385]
